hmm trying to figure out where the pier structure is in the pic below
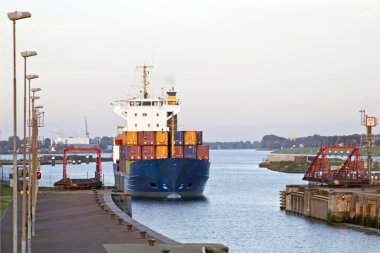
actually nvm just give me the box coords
[281,184,380,228]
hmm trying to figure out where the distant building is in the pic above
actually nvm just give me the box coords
[54,136,90,145]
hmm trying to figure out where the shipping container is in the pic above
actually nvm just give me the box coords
[184,145,197,159]
[173,131,184,145]
[118,158,126,173]
[114,134,122,146]
[155,131,169,145]
[119,145,127,160]
[122,131,138,145]
[142,146,155,160]
[127,145,141,161]
[184,131,197,146]
[196,131,203,145]
[156,146,168,159]
[171,145,184,158]
[138,131,155,145]
[197,145,209,160]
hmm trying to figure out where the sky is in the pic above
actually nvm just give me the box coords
[1,0,380,142]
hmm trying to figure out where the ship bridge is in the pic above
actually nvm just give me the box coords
[112,96,180,132]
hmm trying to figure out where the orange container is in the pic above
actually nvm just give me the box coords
[122,131,138,145]
[184,131,197,146]
[155,131,169,145]
[155,146,168,159]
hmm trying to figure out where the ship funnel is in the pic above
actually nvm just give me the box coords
[167,90,177,105]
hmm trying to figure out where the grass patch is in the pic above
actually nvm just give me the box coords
[0,185,13,216]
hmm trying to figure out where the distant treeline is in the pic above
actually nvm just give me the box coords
[205,141,261,149]
[260,134,379,149]
[206,134,379,150]
[1,134,376,152]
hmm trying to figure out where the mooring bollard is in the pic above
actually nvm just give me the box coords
[126,224,133,231]
[101,205,105,210]
[97,201,103,206]
[110,213,116,219]
[104,209,109,214]
[148,238,156,246]
[161,249,170,253]
[139,231,147,238]
[118,218,123,225]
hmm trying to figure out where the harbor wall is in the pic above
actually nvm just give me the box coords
[281,184,380,229]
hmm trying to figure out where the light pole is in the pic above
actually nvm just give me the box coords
[7,10,32,253]
[30,89,41,237]
[21,50,37,253]
[26,75,38,253]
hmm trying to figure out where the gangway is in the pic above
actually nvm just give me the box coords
[54,147,102,190]
[303,146,369,186]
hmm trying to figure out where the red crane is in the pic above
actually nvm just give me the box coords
[54,147,102,190]
[303,146,369,186]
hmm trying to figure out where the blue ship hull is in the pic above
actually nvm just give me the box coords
[114,158,210,198]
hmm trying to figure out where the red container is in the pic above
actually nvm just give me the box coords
[142,146,155,160]
[138,131,155,145]
[127,146,141,161]
[118,158,126,173]
[114,134,122,146]
[196,131,203,145]
[171,146,184,158]
[197,145,209,160]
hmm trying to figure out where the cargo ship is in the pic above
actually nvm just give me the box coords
[111,65,210,198]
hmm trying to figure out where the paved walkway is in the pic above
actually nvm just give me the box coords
[1,190,227,253]
[1,191,164,253]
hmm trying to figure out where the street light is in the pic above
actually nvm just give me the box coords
[7,10,32,253]
[30,90,41,238]
[20,51,37,253]
[25,74,38,253]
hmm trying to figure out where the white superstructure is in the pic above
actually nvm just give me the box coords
[112,65,180,132]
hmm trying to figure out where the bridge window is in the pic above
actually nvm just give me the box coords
[156,113,159,117]
[130,102,135,106]
[156,124,159,127]
[153,101,158,106]
[142,101,151,106]
[135,113,137,117]
[135,124,137,127]
[143,113,148,117]
[148,124,150,127]
[135,101,141,106]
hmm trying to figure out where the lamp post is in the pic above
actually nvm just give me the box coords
[7,10,32,253]
[31,89,41,237]
[20,51,37,253]
[26,75,38,253]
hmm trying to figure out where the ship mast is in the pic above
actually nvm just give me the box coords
[136,64,153,98]
[171,111,175,158]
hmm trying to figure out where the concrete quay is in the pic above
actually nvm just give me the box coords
[1,189,227,253]
[281,184,380,230]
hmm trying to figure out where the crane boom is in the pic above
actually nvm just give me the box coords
[84,117,89,138]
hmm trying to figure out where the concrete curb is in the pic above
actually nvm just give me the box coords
[102,192,178,244]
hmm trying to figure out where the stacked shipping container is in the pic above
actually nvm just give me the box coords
[114,130,209,161]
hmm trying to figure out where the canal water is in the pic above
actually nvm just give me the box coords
[1,150,379,252]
